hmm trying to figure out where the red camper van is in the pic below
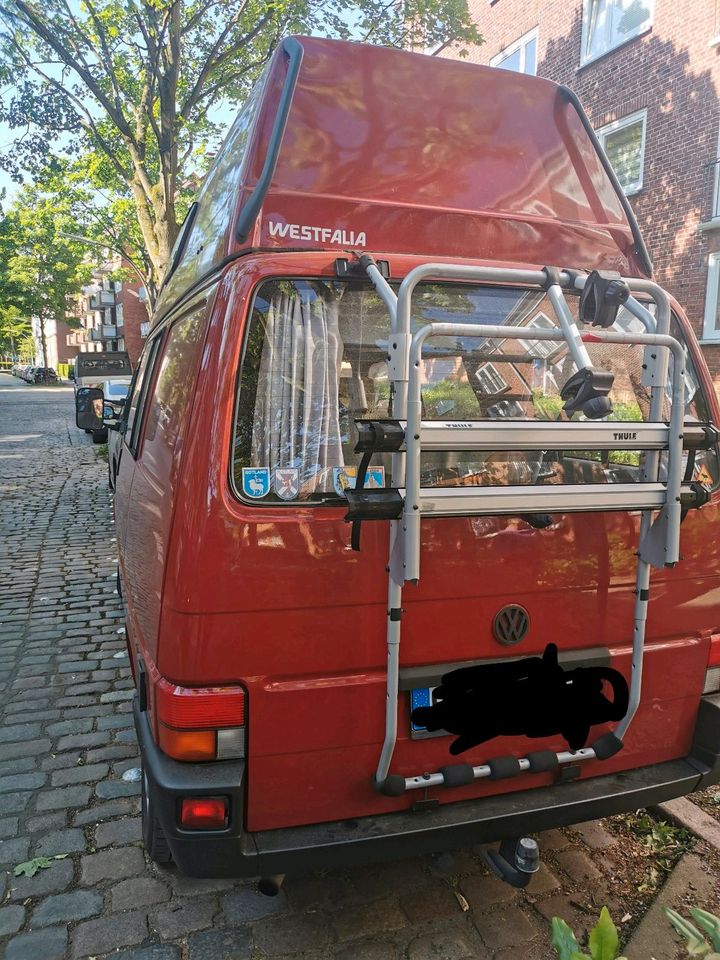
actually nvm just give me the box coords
[102,36,720,887]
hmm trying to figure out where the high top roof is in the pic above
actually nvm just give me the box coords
[237,36,649,274]
[156,36,650,320]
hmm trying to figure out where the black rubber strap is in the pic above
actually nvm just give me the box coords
[681,449,697,522]
[542,266,562,290]
[350,448,373,551]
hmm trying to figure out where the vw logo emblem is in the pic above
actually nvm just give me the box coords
[493,604,530,646]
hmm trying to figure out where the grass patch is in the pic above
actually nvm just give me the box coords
[94,443,108,460]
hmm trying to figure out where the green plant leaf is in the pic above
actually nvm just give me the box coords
[552,917,582,960]
[690,910,720,952]
[589,907,620,960]
[13,857,52,878]
[663,907,710,956]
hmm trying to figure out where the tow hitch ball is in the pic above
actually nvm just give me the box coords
[483,837,540,888]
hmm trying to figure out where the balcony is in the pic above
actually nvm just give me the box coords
[89,290,116,309]
[90,325,118,341]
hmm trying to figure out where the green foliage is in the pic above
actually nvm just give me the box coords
[0,181,92,362]
[663,908,720,958]
[421,379,480,418]
[552,909,627,960]
[0,0,483,291]
[551,905,720,960]
[13,853,67,877]
[14,857,52,877]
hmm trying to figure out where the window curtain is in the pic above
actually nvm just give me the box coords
[251,285,344,492]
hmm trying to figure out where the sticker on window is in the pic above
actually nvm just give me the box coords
[274,468,300,500]
[333,466,385,496]
[242,468,270,499]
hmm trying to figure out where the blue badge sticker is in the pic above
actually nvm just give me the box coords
[242,467,270,499]
[365,466,385,489]
[333,466,357,496]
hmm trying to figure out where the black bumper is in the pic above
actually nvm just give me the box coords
[135,696,720,879]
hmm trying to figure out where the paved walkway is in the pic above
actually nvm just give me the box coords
[0,373,641,959]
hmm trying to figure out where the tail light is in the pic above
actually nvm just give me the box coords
[704,636,720,695]
[155,680,246,761]
[180,796,229,829]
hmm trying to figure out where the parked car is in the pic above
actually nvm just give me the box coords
[80,38,720,892]
[31,367,59,384]
[92,378,131,446]
[22,366,35,382]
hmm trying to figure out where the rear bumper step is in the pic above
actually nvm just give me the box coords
[135,695,720,879]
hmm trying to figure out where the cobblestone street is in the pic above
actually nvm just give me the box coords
[0,373,663,959]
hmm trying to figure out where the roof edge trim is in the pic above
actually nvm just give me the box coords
[559,85,653,278]
[235,36,305,244]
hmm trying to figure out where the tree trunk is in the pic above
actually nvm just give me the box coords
[39,312,48,374]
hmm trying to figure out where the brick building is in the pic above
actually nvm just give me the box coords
[66,257,150,366]
[452,0,720,385]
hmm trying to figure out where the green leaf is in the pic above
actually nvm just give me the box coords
[589,907,620,960]
[663,907,710,956]
[13,857,52,878]
[552,917,582,960]
[691,910,720,952]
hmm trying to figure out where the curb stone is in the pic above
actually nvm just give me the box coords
[654,798,720,852]
[623,853,713,960]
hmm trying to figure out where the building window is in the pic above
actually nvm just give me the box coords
[518,312,564,359]
[713,0,720,45]
[703,253,720,342]
[597,109,647,196]
[581,0,653,65]
[490,28,538,74]
[474,363,508,395]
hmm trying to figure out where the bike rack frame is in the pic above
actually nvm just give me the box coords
[350,262,709,796]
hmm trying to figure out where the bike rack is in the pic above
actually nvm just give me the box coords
[345,261,713,797]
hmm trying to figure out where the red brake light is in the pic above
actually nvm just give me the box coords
[180,796,228,829]
[155,680,245,729]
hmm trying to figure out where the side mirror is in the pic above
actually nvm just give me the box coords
[76,387,105,431]
[103,401,124,431]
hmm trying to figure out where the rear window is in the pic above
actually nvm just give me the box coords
[231,279,717,504]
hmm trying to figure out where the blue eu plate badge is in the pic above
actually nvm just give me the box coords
[242,467,270,499]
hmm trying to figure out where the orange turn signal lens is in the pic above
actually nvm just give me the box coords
[180,796,229,830]
[709,635,720,668]
[158,726,216,761]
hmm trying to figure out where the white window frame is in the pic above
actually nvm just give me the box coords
[475,362,509,395]
[490,27,539,75]
[581,0,654,67]
[703,253,720,343]
[712,126,720,221]
[596,109,647,197]
[518,312,564,359]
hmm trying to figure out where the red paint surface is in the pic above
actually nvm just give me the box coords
[118,251,720,832]
[117,36,720,835]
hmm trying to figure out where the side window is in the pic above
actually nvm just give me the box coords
[142,308,207,455]
[153,70,267,316]
[125,336,163,456]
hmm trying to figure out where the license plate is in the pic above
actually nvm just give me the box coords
[410,687,448,739]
